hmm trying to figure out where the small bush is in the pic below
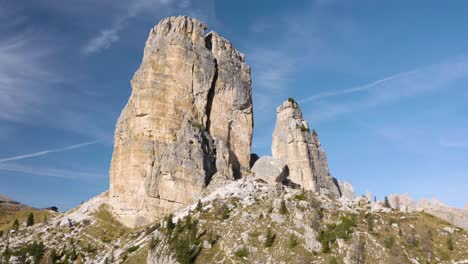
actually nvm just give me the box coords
[0,230,3,238]
[127,245,139,253]
[206,231,219,245]
[69,247,77,261]
[264,228,275,248]
[192,120,202,129]
[300,124,310,132]
[196,200,203,211]
[279,199,288,215]
[145,223,160,235]
[215,204,230,220]
[48,248,57,263]
[366,214,373,233]
[149,237,159,249]
[447,237,454,251]
[267,206,274,214]
[384,236,395,249]
[407,229,419,248]
[288,97,296,104]
[319,215,357,253]
[384,196,390,208]
[168,214,202,264]
[12,219,19,231]
[289,234,298,248]
[330,256,339,264]
[12,241,45,263]
[166,213,175,234]
[293,190,307,201]
[85,243,97,253]
[234,247,249,258]
[27,213,34,227]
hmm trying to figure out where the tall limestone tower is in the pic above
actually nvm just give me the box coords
[272,100,342,197]
[109,16,253,227]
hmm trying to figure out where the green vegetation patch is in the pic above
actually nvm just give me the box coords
[82,205,130,244]
[319,215,357,253]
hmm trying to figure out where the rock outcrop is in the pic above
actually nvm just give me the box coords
[272,100,341,197]
[109,16,253,227]
[418,198,468,230]
[251,156,288,184]
[388,193,416,212]
[338,180,355,200]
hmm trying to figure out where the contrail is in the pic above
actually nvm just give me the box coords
[0,141,99,163]
[298,70,418,103]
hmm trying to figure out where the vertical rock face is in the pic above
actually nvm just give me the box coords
[109,16,253,227]
[272,100,341,197]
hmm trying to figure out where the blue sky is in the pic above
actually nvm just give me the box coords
[1,0,467,210]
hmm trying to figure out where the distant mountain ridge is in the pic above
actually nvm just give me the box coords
[0,194,31,211]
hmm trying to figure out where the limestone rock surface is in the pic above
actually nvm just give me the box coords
[109,16,253,227]
[418,198,468,230]
[251,156,289,184]
[338,180,355,200]
[272,100,341,197]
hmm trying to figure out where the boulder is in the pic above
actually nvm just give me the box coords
[59,217,72,228]
[108,16,253,227]
[338,180,355,200]
[251,156,288,184]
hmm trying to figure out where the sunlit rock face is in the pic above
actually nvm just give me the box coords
[272,100,341,198]
[109,16,253,227]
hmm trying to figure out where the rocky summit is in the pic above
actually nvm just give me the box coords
[109,16,253,228]
[1,16,467,264]
[272,99,348,199]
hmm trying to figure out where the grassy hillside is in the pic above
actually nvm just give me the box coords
[0,182,466,263]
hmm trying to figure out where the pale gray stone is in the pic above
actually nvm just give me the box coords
[338,180,355,200]
[203,240,212,249]
[270,213,286,223]
[59,217,72,228]
[251,156,288,184]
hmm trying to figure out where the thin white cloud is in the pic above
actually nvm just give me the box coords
[301,56,468,121]
[81,0,172,55]
[0,141,99,163]
[81,0,218,55]
[299,70,417,103]
[0,30,59,122]
[82,27,121,55]
[249,49,297,93]
[0,163,104,179]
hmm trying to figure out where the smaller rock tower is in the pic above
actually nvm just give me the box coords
[272,99,341,197]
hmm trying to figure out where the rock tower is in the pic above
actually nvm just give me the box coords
[272,100,342,197]
[109,16,253,227]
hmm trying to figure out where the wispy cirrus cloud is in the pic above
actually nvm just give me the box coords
[0,163,104,179]
[298,70,417,103]
[0,30,59,122]
[0,141,102,179]
[81,0,171,55]
[301,55,468,121]
[81,0,217,55]
[0,141,99,163]
[249,49,297,93]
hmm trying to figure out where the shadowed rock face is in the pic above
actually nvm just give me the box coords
[109,16,253,227]
[272,100,341,198]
